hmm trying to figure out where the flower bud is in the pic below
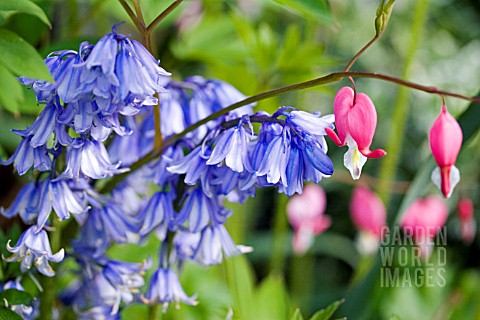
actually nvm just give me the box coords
[429,105,463,198]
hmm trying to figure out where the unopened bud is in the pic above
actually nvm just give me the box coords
[375,0,395,35]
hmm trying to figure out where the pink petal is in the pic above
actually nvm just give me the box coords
[347,93,377,151]
[457,197,474,221]
[350,185,386,237]
[287,184,326,230]
[401,195,448,240]
[332,86,354,145]
[429,105,463,167]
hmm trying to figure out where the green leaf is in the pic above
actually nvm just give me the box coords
[273,0,332,23]
[291,308,305,320]
[0,307,22,320]
[255,274,290,320]
[0,0,51,28]
[0,28,52,82]
[309,299,345,320]
[0,63,23,114]
[0,289,34,306]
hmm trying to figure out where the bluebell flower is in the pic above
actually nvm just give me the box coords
[167,145,210,186]
[79,30,170,111]
[102,259,151,314]
[256,126,291,185]
[138,191,175,239]
[92,203,139,244]
[193,224,252,266]
[76,306,120,320]
[14,178,90,230]
[144,268,197,310]
[5,226,64,276]
[286,110,335,136]
[159,84,187,136]
[63,139,128,180]
[175,188,230,233]
[206,116,253,172]
[279,134,334,196]
[0,137,52,176]
[171,230,201,262]
[12,103,59,148]
[72,210,110,259]
[1,182,38,223]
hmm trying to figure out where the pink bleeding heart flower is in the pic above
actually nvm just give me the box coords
[326,86,386,180]
[350,185,386,254]
[286,184,331,255]
[429,104,463,198]
[457,197,476,245]
[400,195,448,258]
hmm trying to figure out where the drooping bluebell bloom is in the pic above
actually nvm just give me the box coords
[174,188,230,233]
[0,102,60,174]
[137,191,175,239]
[167,145,211,186]
[62,139,128,180]
[171,230,201,263]
[256,126,291,185]
[193,224,252,266]
[102,259,151,314]
[32,178,90,229]
[88,202,139,244]
[72,210,110,259]
[12,103,59,148]
[1,182,38,223]
[144,268,197,310]
[0,137,51,175]
[5,226,64,276]
[206,115,254,173]
[79,29,170,112]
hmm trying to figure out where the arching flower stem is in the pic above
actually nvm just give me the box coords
[99,70,480,193]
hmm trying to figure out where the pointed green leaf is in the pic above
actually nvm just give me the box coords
[291,308,305,320]
[0,289,34,306]
[0,63,23,114]
[0,307,22,320]
[309,299,345,320]
[0,28,52,82]
[0,0,51,27]
[255,274,290,319]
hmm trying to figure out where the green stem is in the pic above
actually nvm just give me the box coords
[118,0,145,32]
[269,194,289,274]
[290,252,314,314]
[39,219,62,320]
[344,34,381,72]
[149,303,159,320]
[376,0,430,209]
[146,0,184,34]
[99,70,479,193]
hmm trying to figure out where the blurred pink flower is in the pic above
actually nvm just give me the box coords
[286,184,330,254]
[457,197,476,244]
[350,185,386,254]
[429,104,463,198]
[326,86,386,180]
[400,195,448,257]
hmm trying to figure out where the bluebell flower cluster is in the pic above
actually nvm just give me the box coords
[1,25,338,317]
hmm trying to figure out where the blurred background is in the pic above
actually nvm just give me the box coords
[0,0,479,319]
